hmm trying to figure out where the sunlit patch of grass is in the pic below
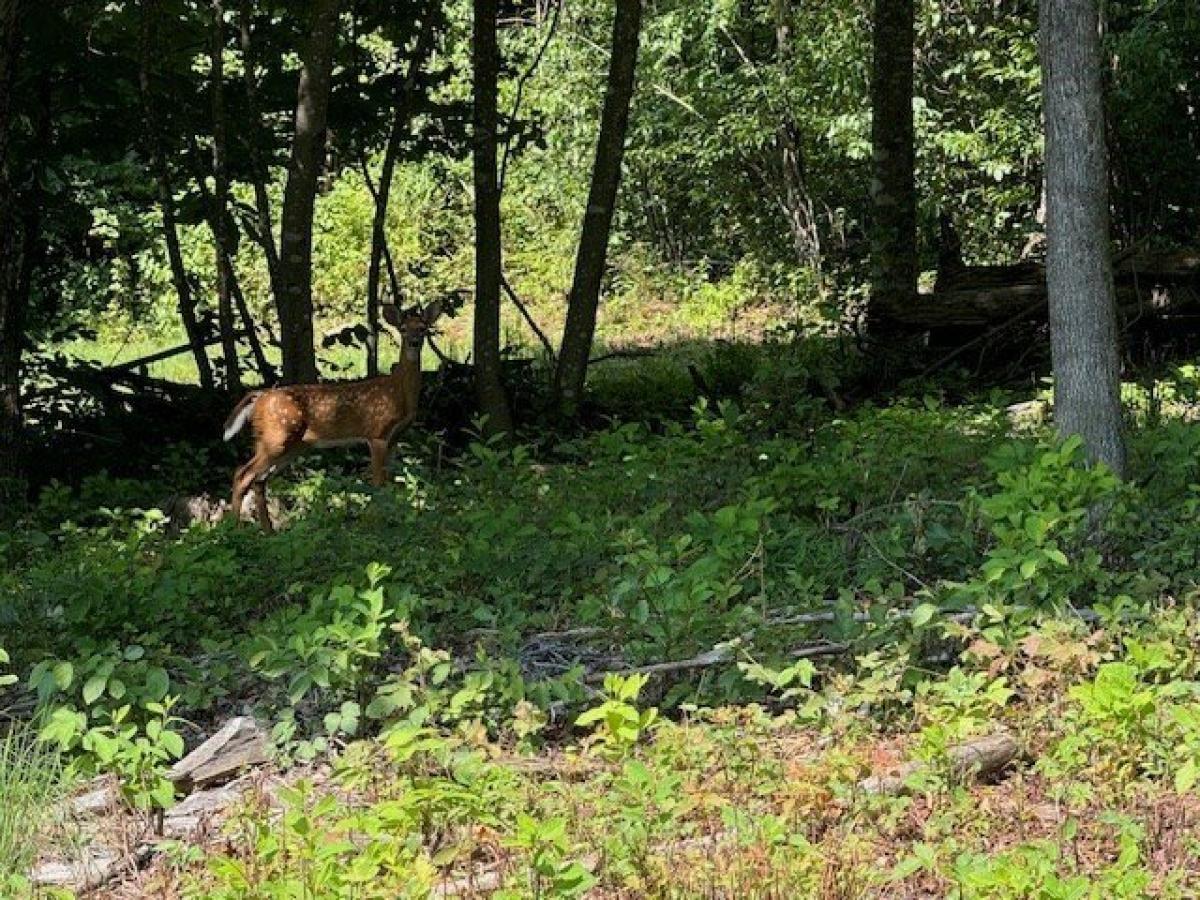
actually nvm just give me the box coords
[0,719,65,883]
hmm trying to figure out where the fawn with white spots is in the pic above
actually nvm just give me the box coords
[222,303,441,531]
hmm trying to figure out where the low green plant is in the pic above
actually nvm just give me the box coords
[575,673,658,759]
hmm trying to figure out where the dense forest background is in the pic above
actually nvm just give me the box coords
[6,1,1200,896]
[1,0,1196,493]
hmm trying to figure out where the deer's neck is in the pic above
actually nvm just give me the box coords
[392,349,422,408]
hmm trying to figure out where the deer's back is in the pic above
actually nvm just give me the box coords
[251,377,406,446]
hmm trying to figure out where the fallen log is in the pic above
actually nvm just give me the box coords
[858,731,1020,796]
[169,716,269,792]
[880,250,1200,331]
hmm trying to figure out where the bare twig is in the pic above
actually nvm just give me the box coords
[500,274,556,362]
[499,0,562,192]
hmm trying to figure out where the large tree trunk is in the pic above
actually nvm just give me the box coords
[210,0,241,391]
[0,0,27,484]
[553,0,643,415]
[138,0,214,390]
[276,0,340,384]
[472,0,513,435]
[365,20,435,377]
[238,0,283,311]
[866,0,917,333]
[1040,0,1126,476]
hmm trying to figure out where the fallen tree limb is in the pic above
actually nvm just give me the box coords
[589,345,661,366]
[858,731,1020,796]
[879,249,1200,330]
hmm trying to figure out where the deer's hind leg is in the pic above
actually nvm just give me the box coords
[232,442,300,532]
[251,480,273,532]
[230,449,270,526]
[368,439,389,487]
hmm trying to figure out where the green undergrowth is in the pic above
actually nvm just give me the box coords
[6,357,1200,895]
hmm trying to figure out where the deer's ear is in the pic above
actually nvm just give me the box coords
[423,302,443,326]
[381,305,402,327]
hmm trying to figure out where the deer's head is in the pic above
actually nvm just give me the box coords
[383,302,443,361]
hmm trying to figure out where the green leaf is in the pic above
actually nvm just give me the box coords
[82,674,107,706]
[1176,758,1198,794]
[144,668,170,701]
[910,603,938,628]
[575,707,607,727]
[52,661,74,691]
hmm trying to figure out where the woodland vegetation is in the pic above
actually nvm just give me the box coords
[3,0,1200,896]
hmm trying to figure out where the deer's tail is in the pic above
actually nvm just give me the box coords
[223,391,262,441]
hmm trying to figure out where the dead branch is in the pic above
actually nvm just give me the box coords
[500,273,556,362]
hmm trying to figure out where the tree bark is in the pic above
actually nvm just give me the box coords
[238,0,283,310]
[866,0,917,332]
[210,0,241,391]
[366,20,435,376]
[138,0,214,390]
[276,0,341,383]
[0,0,27,483]
[472,0,513,435]
[229,272,274,383]
[553,0,643,415]
[1040,0,1127,477]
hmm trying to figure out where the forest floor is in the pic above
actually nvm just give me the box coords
[7,334,1200,897]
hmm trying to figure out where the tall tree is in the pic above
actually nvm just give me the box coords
[137,3,214,392]
[276,0,341,384]
[237,0,284,314]
[365,16,435,377]
[554,0,643,415]
[866,0,917,333]
[1041,0,1126,476]
[472,0,512,435]
[0,0,27,483]
[210,0,241,390]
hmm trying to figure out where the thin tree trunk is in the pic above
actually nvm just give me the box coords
[867,0,917,333]
[0,0,28,483]
[473,0,513,435]
[138,0,214,390]
[276,0,340,383]
[210,0,241,391]
[553,0,642,415]
[1040,0,1126,476]
[159,173,214,388]
[229,271,274,383]
[185,131,274,385]
[238,0,283,307]
[366,20,436,376]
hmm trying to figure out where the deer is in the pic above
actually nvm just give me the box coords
[222,302,442,531]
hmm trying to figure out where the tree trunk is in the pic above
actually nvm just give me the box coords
[553,0,643,415]
[0,0,27,484]
[472,0,513,435]
[138,0,214,390]
[159,174,214,388]
[1040,0,1126,476]
[366,20,435,376]
[238,0,283,309]
[229,273,274,383]
[210,0,241,391]
[774,1,821,271]
[276,0,340,384]
[867,0,917,332]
